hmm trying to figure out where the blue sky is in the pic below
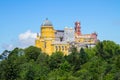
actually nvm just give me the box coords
[0,0,120,53]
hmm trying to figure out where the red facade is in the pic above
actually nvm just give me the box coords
[75,21,81,36]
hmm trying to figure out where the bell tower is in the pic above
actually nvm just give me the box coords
[75,21,81,36]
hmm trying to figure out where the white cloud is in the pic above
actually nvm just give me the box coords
[19,30,36,41]
[1,30,37,53]
[1,44,14,51]
[18,30,37,48]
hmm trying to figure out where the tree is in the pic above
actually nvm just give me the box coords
[95,40,120,61]
[24,46,41,61]
[36,52,49,66]
[79,48,88,65]
[48,69,78,80]
[48,51,64,70]
[1,40,120,80]
[66,47,88,71]
[115,55,120,69]
[0,50,10,60]
[19,60,36,80]
[0,59,20,80]
[66,46,78,66]
[19,60,49,80]
[60,61,71,72]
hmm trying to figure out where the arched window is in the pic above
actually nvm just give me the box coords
[65,46,67,51]
[44,42,46,48]
[55,46,58,51]
[62,46,64,51]
[59,46,61,51]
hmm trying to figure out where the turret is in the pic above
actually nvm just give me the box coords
[75,21,81,36]
[40,18,55,38]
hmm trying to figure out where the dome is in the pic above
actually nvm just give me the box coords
[75,21,80,25]
[41,18,53,26]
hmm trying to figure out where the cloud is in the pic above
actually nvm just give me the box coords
[18,30,37,48]
[19,30,36,41]
[1,30,37,52]
[1,44,14,51]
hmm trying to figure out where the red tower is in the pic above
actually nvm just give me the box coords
[75,21,81,36]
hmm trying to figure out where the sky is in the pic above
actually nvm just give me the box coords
[0,0,120,54]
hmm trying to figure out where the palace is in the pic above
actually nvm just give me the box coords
[35,18,98,55]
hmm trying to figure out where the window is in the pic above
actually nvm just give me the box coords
[65,46,67,51]
[44,42,46,48]
[59,46,61,51]
[62,46,64,51]
[56,46,58,51]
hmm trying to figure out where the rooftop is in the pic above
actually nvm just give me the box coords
[41,18,53,26]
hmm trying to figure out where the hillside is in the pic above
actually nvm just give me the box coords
[0,40,120,80]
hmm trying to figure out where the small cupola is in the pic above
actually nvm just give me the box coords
[41,18,53,26]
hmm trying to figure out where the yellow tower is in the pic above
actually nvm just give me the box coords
[35,18,55,55]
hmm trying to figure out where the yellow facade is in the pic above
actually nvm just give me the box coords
[35,19,69,55]
[35,19,97,55]
[41,26,55,38]
[53,43,69,55]
[35,25,55,55]
[75,34,97,44]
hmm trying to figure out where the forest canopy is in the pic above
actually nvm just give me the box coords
[0,40,120,80]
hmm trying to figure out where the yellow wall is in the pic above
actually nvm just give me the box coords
[35,25,57,55]
[35,38,45,52]
[53,44,69,55]
[36,25,76,55]
[41,26,55,38]
[44,40,53,55]
[75,37,95,44]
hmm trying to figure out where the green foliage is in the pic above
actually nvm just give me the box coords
[48,69,78,80]
[0,40,120,80]
[36,52,49,66]
[66,47,78,66]
[60,61,71,72]
[95,40,120,60]
[79,48,88,64]
[66,47,88,71]
[115,55,120,69]
[48,51,64,70]
[85,47,96,59]
[24,46,41,61]
[0,60,20,80]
